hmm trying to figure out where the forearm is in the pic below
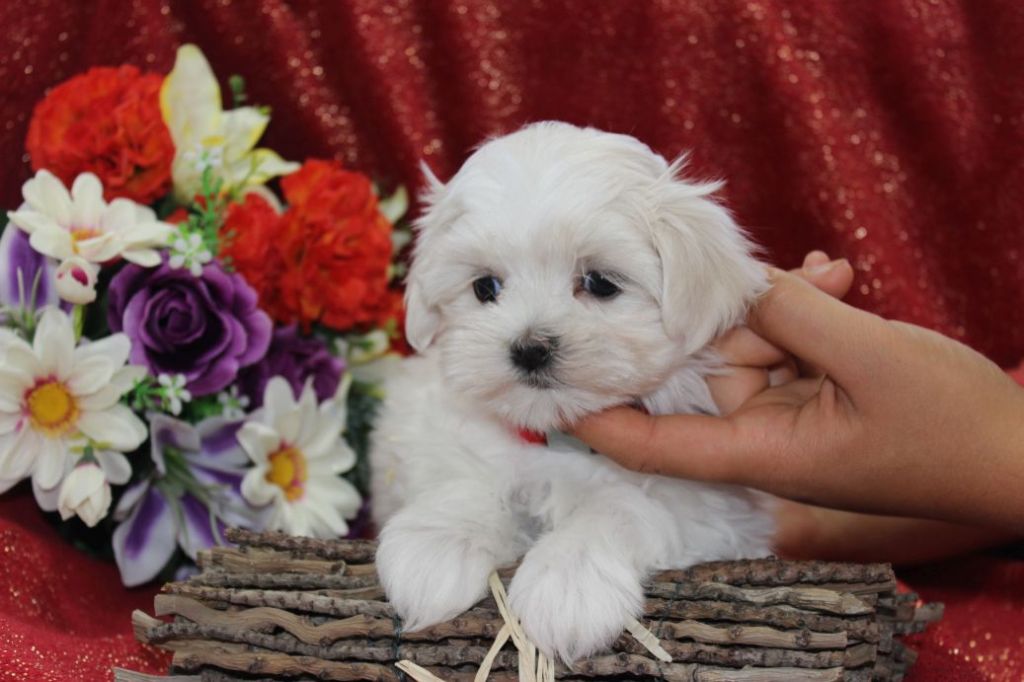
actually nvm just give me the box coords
[916,386,1024,532]
[774,501,1019,565]
[967,391,1024,532]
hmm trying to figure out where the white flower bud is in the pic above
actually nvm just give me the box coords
[55,256,99,305]
[58,462,111,527]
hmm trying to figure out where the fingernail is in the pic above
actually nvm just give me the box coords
[803,250,830,267]
[806,259,842,276]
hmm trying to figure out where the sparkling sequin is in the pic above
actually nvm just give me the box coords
[0,0,1020,365]
[0,496,170,679]
[902,557,1024,680]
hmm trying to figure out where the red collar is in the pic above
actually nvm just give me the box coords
[516,428,548,445]
[514,403,647,447]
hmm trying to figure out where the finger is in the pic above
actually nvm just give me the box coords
[708,366,769,414]
[798,257,854,300]
[795,356,825,379]
[802,250,830,269]
[749,268,883,385]
[744,375,829,409]
[570,406,743,482]
[715,326,788,367]
[718,258,853,368]
[794,259,854,376]
[769,359,799,385]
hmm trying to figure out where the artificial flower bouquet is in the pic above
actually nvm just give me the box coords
[0,45,409,586]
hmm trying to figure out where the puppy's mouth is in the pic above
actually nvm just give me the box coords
[517,372,559,390]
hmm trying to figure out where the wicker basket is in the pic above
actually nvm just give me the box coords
[115,529,942,682]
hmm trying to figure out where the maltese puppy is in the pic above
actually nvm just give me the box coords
[371,122,774,663]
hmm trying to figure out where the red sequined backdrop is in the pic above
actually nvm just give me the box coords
[1,1,1022,680]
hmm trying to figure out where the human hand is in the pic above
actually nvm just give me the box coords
[709,253,1016,561]
[705,250,854,414]
[572,255,1024,531]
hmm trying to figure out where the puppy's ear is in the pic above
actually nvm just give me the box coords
[419,160,446,203]
[404,162,452,352]
[404,277,440,352]
[650,161,767,355]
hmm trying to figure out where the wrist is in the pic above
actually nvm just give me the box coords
[960,387,1024,532]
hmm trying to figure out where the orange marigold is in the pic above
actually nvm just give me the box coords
[221,192,285,297]
[223,160,400,333]
[26,65,174,204]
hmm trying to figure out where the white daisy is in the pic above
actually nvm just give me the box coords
[0,307,148,509]
[7,170,174,267]
[239,377,361,538]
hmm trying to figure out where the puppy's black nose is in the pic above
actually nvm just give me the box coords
[510,338,555,372]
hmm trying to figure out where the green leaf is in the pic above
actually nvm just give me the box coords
[182,394,226,422]
[378,185,409,224]
[154,194,183,220]
[342,382,381,496]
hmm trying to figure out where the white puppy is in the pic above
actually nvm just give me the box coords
[370,122,774,663]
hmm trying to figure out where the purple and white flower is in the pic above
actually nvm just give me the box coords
[111,413,264,586]
[0,226,59,313]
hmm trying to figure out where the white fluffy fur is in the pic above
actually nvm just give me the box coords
[371,122,775,663]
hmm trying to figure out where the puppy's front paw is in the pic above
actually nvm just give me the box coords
[376,518,498,632]
[508,540,644,664]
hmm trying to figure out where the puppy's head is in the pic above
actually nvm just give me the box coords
[406,122,765,430]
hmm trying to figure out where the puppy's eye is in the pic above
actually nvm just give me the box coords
[472,275,503,303]
[581,271,621,299]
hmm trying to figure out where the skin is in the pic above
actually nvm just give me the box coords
[572,251,1024,561]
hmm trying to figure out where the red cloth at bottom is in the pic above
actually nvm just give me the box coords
[2,490,1023,681]
[0,492,169,681]
[905,557,1024,681]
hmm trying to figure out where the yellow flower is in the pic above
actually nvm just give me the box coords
[160,44,299,202]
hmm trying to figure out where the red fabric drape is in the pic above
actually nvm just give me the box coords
[1,1,1023,680]
[0,492,167,680]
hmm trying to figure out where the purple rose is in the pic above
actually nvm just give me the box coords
[237,325,345,409]
[107,259,272,396]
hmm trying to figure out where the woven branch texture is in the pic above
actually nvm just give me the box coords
[117,529,943,682]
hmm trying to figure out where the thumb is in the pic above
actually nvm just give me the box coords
[570,406,743,482]
[800,257,854,300]
[749,268,883,386]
